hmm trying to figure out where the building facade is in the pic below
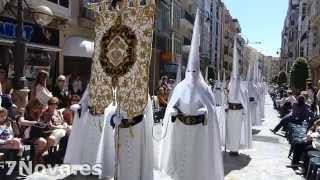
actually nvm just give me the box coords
[0,0,263,93]
[280,0,300,73]
[306,0,320,84]
[281,0,320,84]
[0,0,72,89]
[218,2,243,79]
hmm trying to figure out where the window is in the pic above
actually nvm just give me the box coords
[81,0,94,19]
[128,0,134,7]
[302,3,307,21]
[140,0,146,6]
[47,0,69,8]
[156,1,170,32]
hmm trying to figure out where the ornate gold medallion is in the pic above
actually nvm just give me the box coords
[88,1,155,118]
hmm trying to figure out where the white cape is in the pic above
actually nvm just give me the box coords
[96,97,154,180]
[64,89,104,165]
[159,81,224,180]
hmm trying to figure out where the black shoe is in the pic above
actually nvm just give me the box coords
[229,151,240,156]
[269,129,276,134]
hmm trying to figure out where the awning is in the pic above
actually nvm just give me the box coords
[63,36,94,58]
[0,38,61,52]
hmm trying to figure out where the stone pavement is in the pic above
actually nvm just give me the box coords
[224,95,303,180]
[23,95,304,180]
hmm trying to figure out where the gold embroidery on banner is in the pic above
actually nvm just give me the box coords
[89,4,155,118]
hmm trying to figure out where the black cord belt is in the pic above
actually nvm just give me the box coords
[111,114,144,129]
[228,103,243,110]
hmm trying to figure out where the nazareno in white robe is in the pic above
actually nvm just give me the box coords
[226,37,252,152]
[247,80,260,126]
[160,9,223,180]
[64,87,105,165]
[213,81,227,145]
[241,81,253,149]
[159,80,224,180]
[96,96,154,180]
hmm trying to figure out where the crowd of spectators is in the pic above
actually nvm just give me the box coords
[0,66,85,167]
[270,81,320,176]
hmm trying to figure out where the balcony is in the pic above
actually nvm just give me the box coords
[26,0,71,19]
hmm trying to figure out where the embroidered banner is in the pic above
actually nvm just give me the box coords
[89,0,155,118]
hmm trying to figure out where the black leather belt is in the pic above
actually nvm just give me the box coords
[249,97,255,102]
[172,114,206,125]
[215,88,222,90]
[111,114,144,129]
[228,103,243,110]
[171,106,206,126]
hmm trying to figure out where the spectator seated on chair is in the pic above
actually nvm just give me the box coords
[280,101,292,118]
[291,119,320,173]
[41,97,68,147]
[272,95,311,134]
[18,99,54,165]
[279,90,296,118]
[0,107,23,157]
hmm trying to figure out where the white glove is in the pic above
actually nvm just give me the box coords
[171,108,178,116]
[113,115,122,126]
[197,107,207,115]
[70,104,81,111]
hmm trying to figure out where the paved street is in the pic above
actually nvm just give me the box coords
[24,95,304,180]
[224,95,303,180]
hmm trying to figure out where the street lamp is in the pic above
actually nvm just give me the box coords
[11,0,53,110]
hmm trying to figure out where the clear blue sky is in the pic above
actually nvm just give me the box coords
[223,0,288,57]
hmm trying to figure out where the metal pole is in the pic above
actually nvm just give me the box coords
[13,0,27,90]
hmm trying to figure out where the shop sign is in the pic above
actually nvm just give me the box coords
[0,16,59,46]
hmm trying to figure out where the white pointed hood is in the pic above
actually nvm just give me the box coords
[165,9,214,107]
[222,70,227,89]
[228,37,242,104]
[246,60,255,82]
[254,59,259,82]
[215,71,222,89]
[185,9,201,83]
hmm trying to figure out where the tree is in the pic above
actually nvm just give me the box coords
[290,57,310,91]
[278,71,287,85]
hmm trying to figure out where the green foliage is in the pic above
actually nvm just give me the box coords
[278,71,287,85]
[290,57,310,91]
